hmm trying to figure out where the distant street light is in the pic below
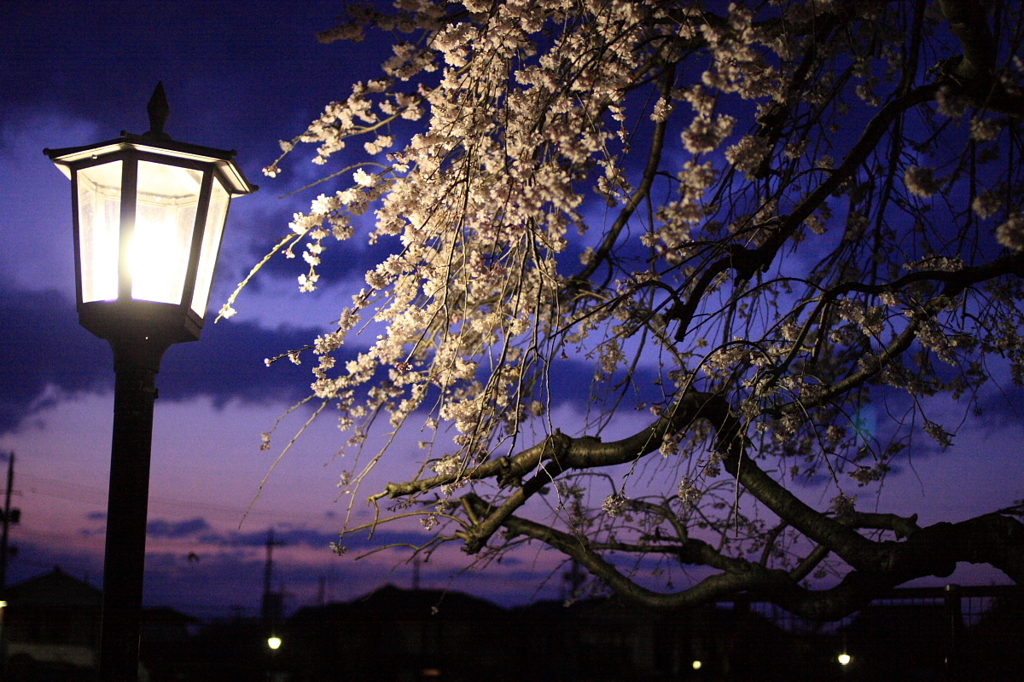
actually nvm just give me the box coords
[267,634,283,682]
[838,652,852,666]
[45,82,257,682]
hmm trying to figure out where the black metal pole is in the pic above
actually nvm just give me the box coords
[99,341,166,682]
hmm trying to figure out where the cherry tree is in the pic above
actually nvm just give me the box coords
[234,0,1024,619]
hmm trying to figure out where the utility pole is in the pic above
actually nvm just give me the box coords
[261,529,285,626]
[0,452,14,682]
[0,453,18,593]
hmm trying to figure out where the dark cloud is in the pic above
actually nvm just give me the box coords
[139,554,268,620]
[147,517,213,539]
[157,316,324,406]
[192,527,329,548]
[3,540,104,593]
[155,521,429,554]
[0,287,108,433]
[971,377,1024,429]
[0,282,334,435]
[0,274,661,442]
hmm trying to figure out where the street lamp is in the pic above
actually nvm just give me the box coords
[44,82,257,682]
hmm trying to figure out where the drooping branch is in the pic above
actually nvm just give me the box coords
[774,252,1024,414]
[567,65,675,293]
[667,83,941,341]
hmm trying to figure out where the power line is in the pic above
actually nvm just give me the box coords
[16,471,336,522]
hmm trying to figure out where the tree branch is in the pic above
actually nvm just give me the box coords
[465,494,1024,620]
[567,65,675,293]
[667,83,942,340]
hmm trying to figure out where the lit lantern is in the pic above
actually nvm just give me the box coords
[44,83,256,682]
[45,82,257,360]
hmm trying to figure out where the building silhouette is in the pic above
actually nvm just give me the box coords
[1,567,1020,681]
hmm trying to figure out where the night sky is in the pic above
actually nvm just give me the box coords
[0,0,537,619]
[1,1,1022,621]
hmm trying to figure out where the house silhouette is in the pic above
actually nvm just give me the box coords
[3,566,102,677]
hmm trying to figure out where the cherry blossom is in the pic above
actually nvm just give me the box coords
[233,0,1024,619]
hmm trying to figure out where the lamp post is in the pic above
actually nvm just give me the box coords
[44,83,257,682]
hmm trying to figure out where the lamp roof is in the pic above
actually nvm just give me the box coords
[44,82,257,195]
[44,133,258,196]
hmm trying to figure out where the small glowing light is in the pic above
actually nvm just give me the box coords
[838,653,851,666]
[267,636,282,650]
[692,660,702,670]
[0,601,7,608]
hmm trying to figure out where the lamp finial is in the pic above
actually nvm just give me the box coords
[146,82,170,139]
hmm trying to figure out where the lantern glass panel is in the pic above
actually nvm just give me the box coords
[131,160,203,304]
[77,161,123,303]
[190,177,229,316]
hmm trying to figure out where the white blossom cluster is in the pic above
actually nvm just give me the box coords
[997,213,1024,251]
[904,166,941,198]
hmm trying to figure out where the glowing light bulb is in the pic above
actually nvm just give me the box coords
[129,160,201,304]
